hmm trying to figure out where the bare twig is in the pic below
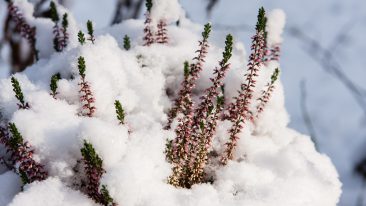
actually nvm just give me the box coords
[300,80,318,150]
[111,0,144,25]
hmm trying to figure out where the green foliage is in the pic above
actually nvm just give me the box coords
[87,20,94,43]
[11,77,26,107]
[50,73,61,97]
[100,185,115,205]
[114,100,125,124]
[145,0,153,12]
[221,34,233,66]
[256,7,267,33]
[78,31,86,45]
[8,123,23,150]
[19,170,30,185]
[271,68,280,84]
[183,61,190,78]
[50,1,59,23]
[123,35,131,50]
[78,56,86,78]
[202,23,212,40]
[62,13,68,30]
[81,140,103,169]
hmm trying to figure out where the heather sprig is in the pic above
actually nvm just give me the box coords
[143,7,154,46]
[165,23,212,130]
[87,20,95,44]
[156,20,168,44]
[2,123,48,185]
[78,57,96,117]
[81,140,117,205]
[256,68,280,116]
[50,73,61,98]
[7,1,38,60]
[60,13,69,48]
[78,31,86,45]
[114,100,125,124]
[221,7,267,165]
[123,35,131,50]
[11,77,30,109]
[183,61,190,78]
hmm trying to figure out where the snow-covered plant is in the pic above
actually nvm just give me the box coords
[80,140,116,206]
[11,77,30,109]
[143,0,154,46]
[165,23,212,129]
[50,2,69,52]
[156,20,168,44]
[221,7,267,165]
[0,123,47,185]
[166,34,233,188]
[87,20,95,44]
[123,35,131,50]
[78,56,96,117]
[114,100,125,125]
[78,31,86,45]
[256,68,280,116]
[7,0,38,60]
[50,73,61,98]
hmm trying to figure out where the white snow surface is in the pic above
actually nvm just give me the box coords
[0,1,341,206]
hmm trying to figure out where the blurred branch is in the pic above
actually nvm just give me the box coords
[111,0,144,25]
[288,25,366,117]
[300,80,319,150]
[206,0,219,17]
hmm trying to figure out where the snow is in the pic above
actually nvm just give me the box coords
[0,1,342,206]
[150,0,183,24]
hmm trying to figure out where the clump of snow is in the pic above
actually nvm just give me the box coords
[266,9,286,47]
[0,1,341,206]
[150,0,183,24]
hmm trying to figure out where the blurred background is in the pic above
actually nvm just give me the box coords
[1,0,366,205]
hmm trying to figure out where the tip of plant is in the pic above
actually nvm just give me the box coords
[146,0,153,12]
[222,34,233,64]
[183,61,190,77]
[62,13,68,28]
[78,56,86,77]
[50,1,59,23]
[271,68,280,84]
[256,7,267,33]
[202,23,212,40]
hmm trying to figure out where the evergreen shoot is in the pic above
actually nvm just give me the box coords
[78,31,86,45]
[8,122,23,150]
[87,20,95,44]
[49,1,59,23]
[81,140,117,205]
[50,73,61,98]
[123,35,131,50]
[114,100,125,125]
[145,0,153,12]
[11,77,30,109]
[77,56,96,117]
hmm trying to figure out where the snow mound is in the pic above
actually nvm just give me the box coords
[0,1,341,206]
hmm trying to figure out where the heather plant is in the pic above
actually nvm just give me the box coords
[78,57,96,117]
[114,100,125,125]
[87,20,95,44]
[167,34,233,188]
[78,31,86,45]
[0,123,47,185]
[80,140,117,206]
[50,2,69,52]
[50,73,61,98]
[123,35,131,50]
[256,68,280,116]
[165,23,212,130]
[11,77,30,109]
[143,0,154,46]
[7,0,38,60]
[221,7,267,165]
[156,20,168,44]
